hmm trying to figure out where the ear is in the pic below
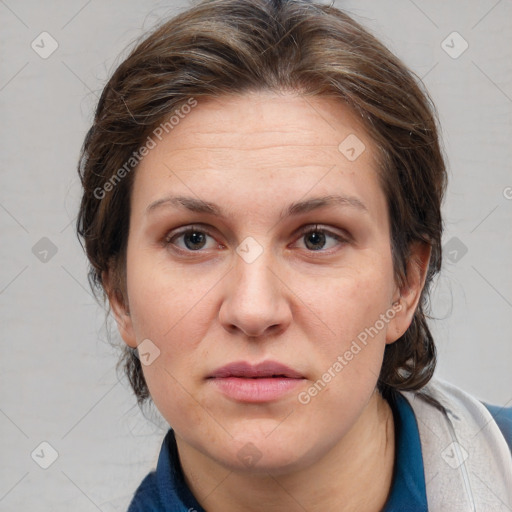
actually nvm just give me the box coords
[386,241,431,345]
[102,270,137,348]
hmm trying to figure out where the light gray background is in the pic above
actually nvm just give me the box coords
[1,0,511,510]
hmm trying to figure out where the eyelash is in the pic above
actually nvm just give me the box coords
[295,226,348,253]
[163,224,349,255]
[164,225,220,253]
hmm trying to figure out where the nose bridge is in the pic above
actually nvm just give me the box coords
[235,248,274,300]
[219,241,291,337]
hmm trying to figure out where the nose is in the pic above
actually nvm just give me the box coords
[218,252,292,339]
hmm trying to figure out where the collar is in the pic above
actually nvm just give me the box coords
[383,389,428,511]
[129,391,427,511]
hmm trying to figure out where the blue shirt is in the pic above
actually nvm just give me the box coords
[127,392,512,511]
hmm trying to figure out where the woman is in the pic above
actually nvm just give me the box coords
[76,0,512,510]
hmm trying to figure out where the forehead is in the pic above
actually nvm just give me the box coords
[131,91,386,223]
[147,91,373,158]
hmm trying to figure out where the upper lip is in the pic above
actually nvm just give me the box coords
[208,360,304,379]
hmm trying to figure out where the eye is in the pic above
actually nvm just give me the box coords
[294,225,348,252]
[165,226,219,251]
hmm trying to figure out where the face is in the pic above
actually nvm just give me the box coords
[112,91,415,474]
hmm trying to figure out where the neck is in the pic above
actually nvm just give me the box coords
[176,390,395,512]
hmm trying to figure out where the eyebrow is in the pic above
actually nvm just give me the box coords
[145,194,368,219]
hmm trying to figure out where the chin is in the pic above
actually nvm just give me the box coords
[223,447,307,476]
[212,424,323,476]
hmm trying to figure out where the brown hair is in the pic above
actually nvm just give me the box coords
[77,0,446,405]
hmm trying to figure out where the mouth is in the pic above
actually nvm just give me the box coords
[208,360,304,379]
[207,360,305,402]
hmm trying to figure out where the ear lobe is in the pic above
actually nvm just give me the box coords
[102,270,137,349]
[385,242,431,345]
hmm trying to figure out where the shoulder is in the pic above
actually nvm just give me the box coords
[404,377,512,453]
[482,401,512,453]
[400,379,512,508]
[127,471,162,512]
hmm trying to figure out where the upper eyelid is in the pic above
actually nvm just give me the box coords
[298,225,347,237]
[166,223,345,237]
[165,224,212,238]
[294,223,351,241]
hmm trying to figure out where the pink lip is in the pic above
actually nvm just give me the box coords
[208,360,303,379]
[207,361,305,402]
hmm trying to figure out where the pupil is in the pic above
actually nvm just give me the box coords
[305,231,325,250]
[185,231,206,250]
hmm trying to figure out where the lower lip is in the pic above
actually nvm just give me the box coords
[209,377,304,402]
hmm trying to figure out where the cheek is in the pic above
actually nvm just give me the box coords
[126,246,218,342]
[302,264,395,347]
[296,278,391,431]
[297,261,395,398]
[124,251,221,423]
[142,362,210,436]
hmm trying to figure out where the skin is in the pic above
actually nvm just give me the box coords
[107,91,430,512]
